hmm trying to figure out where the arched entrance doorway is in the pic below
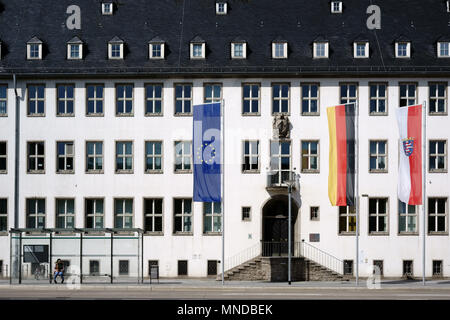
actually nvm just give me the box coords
[261,195,298,256]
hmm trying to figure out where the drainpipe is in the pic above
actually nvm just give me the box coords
[13,74,19,229]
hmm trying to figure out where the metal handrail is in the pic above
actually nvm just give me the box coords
[223,243,261,273]
[298,241,344,275]
[266,170,298,188]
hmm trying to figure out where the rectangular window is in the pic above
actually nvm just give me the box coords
[85,199,104,229]
[145,141,163,172]
[86,84,104,116]
[119,260,129,275]
[69,44,80,59]
[242,207,251,221]
[207,260,218,276]
[399,200,418,234]
[116,84,133,115]
[403,260,413,277]
[174,198,192,233]
[27,85,45,116]
[0,142,6,173]
[314,42,328,58]
[343,260,353,275]
[369,140,387,172]
[89,260,100,275]
[429,140,447,172]
[56,142,74,173]
[433,260,443,277]
[26,198,46,229]
[56,84,74,116]
[178,260,188,276]
[111,44,121,58]
[151,44,162,58]
[0,199,7,232]
[272,42,287,58]
[301,141,319,173]
[29,44,40,59]
[86,141,103,173]
[301,84,319,115]
[116,141,133,173]
[428,198,448,234]
[439,42,450,57]
[369,83,387,115]
[204,84,222,103]
[55,199,75,229]
[242,83,260,115]
[242,140,259,172]
[272,83,289,114]
[369,198,388,234]
[340,83,358,104]
[399,83,417,107]
[192,44,203,58]
[269,140,291,185]
[310,207,319,221]
[145,84,163,115]
[355,43,368,57]
[174,141,192,172]
[114,199,133,228]
[373,260,384,276]
[203,202,222,233]
[339,206,356,234]
[232,43,245,58]
[429,82,447,114]
[175,84,192,115]
[27,142,45,173]
[144,198,163,233]
[0,85,7,115]
[148,260,159,276]
[397,43,409,58]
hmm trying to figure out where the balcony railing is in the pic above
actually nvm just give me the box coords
[266,170,298,189]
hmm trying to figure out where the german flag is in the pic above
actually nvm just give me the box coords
[327,104,356,206]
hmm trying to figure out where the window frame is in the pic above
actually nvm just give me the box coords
[113,198,134,229]
[272,42,287,59]
[216,2,227,15]
[115,84,134,116]
[428,197,448,235]
[231,42,247,59]
[338,206,357,235]
[0,141,7,174]
[271,83,290,115]
[368,197,389,235]
[27,84,45,117]
[26,198,46,229]
[241,206,251,222]
[331,1,343,14]
[437,42,450,58]
[203,202,222,234]
[86,84,104,117]
[369,140,388,173]
[398,200,418,235]
[203,83,222,104]
[429,139,448,173]
[27,43,42,60]
[313,42,329,59]
[428,82,448,115]
[84,198,105,229]
[27,141,45,174]
[174,83,193,116]
[190,42,205,59]
[85,141,104,174]
[399,82,418,107]
[354,42,369,58]
[369,82,388,116]
[242,83,260,116]
[102,2,113,15]
[115,141,134,174]
[310,206,320,221]
[395,42,411,58]
[242,140,260,173]
[143,198,164,234]
[149,42,165,60]
[56,84,75,117]
[173,198,193,235]
[301,140,320,173]
[55,198,75,229]
[144,83,163,116]
[144,140,163,173]
[339,82,358,105]
[0,198,8,233]
[56,141,75,174]
[269,139,292,186]
[0,84,8,116]
[67,43,82,60]
[108,42,123,59]
[174,140,192,173]
[301,83,320,116]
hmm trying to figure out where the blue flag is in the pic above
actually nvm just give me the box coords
[193,103,221,202]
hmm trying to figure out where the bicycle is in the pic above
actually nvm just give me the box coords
[34,264,46,280]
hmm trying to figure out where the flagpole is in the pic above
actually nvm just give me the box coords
[355,101,359,286]
[422,101,427,286]
[221,99,225,286]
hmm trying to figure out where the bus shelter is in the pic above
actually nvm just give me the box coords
[10,228,144,284]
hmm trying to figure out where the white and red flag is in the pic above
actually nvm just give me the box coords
[396,105,422,205]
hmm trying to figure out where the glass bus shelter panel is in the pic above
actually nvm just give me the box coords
[81,235,112,283]
[20,236,51,282]
[112,236,142,283]
[51,236,81,281]
[10,235,21,284]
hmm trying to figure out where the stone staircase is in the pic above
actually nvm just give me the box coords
[303,258,349,281]
[219,256,267,281]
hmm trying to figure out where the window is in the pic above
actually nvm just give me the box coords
[242,83,260,115]
[174,141,192,172]
[343,260,353,275]
[86,142,103,173]
[428,198,448,234]
[429,140,447,172]
[109,43,123,59]
[0,199,7,232]
[190,42,205,59]
[242,207,251,221]
[272,42,287,59]
[373,260,384,276]
[102,3,113,15]
[57,85,74,117]
[231,42,246,59]
[86,84,104,116]
[403,260,413,277]
[118,260,129,276]
[116,141,133,173]
[399,200,418,234]
[56,142,74,173]
[272,83,289,114]
[216,2,227,15]
[354,42,369,58]
[207,260,218,276]
[242,140,259,172]
[114,199,133,229]
[203,202,222,233]
[174,198,192,233]
[396,42,410,58]
[433,260,443,277]
[0,85,7,116]
[143,84,163,115]
[148,260,159,276]
[438,42,450,57]
[331,1,343,13]
[340,83,358,104]
[144,198,163,233]
[339,206,356,234]
[67,38,83,60]
[145,141,162,172]
[27,142,45,173]
[301,141,319,173]
[369,83,387,115]
[313,42,328,59]
[399,83,417,107]
[27,85,45,116]
[178,260,188,276]
[26,198,45,229]
[369,141,387,172]
[27,38,42,60]
[369,198,388,234]
[175,84,192,115]
[55,199,75,229]
[85,199,104,229]
[116,84,133,115]
[429,82,447,114]
[0,142,6,173]
[89,260,100,276]
[204,84,222,103]
[310,207,319,221]
[269,140,291,185]
[301,84,319,115]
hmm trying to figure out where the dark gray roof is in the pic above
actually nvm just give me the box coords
[0,0,449,77]
[67,36,83,44]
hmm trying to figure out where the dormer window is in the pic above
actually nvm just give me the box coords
[67,37,83,60]
[331,1,343,13]
[102,3,113,15]
[447,1,450,12]
[149,37,165,59]
[216,2,227,15]
[272,41,287,59]
[313,41,329,58]
[231,42,246,59]
[108,37,124,59]
[27,37,43,60]
[438,42,450,57]
[190,36,206,59]
[396,42,411,58]
[354,42,369,58]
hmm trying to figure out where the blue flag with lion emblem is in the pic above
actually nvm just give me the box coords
[193,103,221,202]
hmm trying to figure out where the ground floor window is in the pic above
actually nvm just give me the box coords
[373,260,384,276]
[89,260,100,276]
[178,260,188,276]
[148,260,158,276]
[207,260,218,276]
[119,260,129,276]
[403,260,413,277]
[343,260,353,275]
[433,260,443,277]
[339,206,356,234]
